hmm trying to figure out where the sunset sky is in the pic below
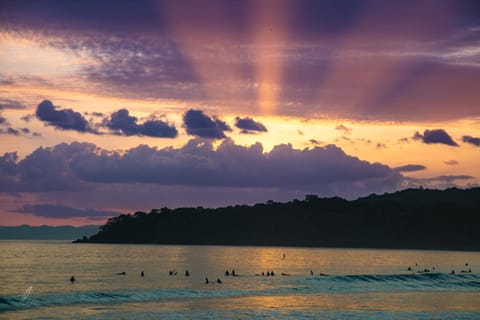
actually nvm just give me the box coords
[0,0,479,226]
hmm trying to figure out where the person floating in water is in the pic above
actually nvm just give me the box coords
[205,277,209,284]
[231,269,237,276]
[451,269,455,275]
[185,270,190,277]
[140,271,144,277]
[310,270,314,276]
[407,266,412,271]
[266,271,270,276]
[169,270,177,276]
[117,272,126,275]
[216,278,222,284]
[282,253,285,260]
[270,271,275,276]
[70,276,76,283]
[225,270,230,276]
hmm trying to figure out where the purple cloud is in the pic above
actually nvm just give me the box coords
[413,129,458,146]
[36,100,95,133]
[183,109,230,139]
[2,1,480,122]
[335,124,351,134]
[21,114,35,122]
[6,127,19,136]
[444,160,459,165]
[0,127,23,136]
[0,98,26,110]
[394,164,427,172]
[235,117,267,134]
[462,135,480,147]
[105,109,177,138]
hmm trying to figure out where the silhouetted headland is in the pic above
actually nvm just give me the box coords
[74,187,480,251]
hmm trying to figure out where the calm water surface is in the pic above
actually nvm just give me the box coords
[0,241,479,319]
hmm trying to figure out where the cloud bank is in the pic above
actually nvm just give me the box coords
[0,139,402,194]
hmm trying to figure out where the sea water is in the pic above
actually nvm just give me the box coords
[0,241,479,319]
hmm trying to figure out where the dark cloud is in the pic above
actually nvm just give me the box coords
[335,124,351,134]
[394,164,427,172]
[6,127,19,136]
[14,204,120,220]
[462,135,480,147]
[413,129,458,146]
[0,113,32,136]
[309,139,322,145]
[21,114,35,122]
[35,101,177,138]
[35,100,95,133]
[105,109,177,138]
[444,160,459,165]
[183,109,230,139]
[235,117,267,134]
[0,127,31,136]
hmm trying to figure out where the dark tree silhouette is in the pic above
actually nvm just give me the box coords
[74,188,480,251]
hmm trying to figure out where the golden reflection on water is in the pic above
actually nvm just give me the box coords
[223,292,480,313]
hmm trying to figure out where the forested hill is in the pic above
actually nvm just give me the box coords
[74,188,480,251]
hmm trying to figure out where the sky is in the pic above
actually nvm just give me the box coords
[0,0,479,226]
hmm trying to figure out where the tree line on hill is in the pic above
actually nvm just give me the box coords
[75,187,480,251]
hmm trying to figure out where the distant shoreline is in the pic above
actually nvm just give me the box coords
[0,225,99,240]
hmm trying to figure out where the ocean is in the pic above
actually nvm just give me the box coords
[0,241,479,319]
